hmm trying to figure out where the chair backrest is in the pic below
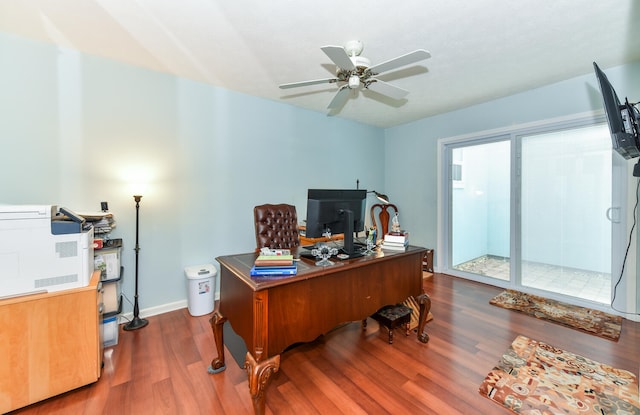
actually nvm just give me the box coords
[370,203,399,242]
[254,204,300,250]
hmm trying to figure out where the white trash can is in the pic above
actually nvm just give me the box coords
[184,264,217,316]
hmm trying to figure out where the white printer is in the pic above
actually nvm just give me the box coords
[0,205,94,298]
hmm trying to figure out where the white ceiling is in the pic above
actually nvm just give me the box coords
[1,0,639,128]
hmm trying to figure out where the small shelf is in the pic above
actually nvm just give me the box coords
[102,238,122,248]
[103,294,123,319]
[100,266,123,284]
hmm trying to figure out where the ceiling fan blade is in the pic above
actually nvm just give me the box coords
[321,45,356,71]
[327,85,351,109]
[367,49,431,75]
[366,79,410,100]
[279,78,338,89]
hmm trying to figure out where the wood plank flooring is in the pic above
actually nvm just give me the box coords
[9,274,640,414]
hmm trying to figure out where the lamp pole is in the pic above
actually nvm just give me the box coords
[124,195,149,331]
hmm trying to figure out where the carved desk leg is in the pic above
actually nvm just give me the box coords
[208,310,227,374]
[245,352,280,415]
[415,293,432,343]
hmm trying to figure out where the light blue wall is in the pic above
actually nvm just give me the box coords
[0,33,384,314]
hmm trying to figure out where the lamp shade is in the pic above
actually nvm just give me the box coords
[369,190,389,204]
[348,74,360,89]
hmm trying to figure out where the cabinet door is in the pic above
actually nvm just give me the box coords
[0,271,101,413]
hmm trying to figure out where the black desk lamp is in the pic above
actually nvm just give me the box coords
[124,195,149,331]
[369,190,390,204]
[355,180,390,204]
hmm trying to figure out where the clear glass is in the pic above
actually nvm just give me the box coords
[520,125,611,303]
[451,140,511,281]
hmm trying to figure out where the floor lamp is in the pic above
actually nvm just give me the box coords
[124,195,149,331]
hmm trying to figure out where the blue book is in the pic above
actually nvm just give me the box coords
[250,265,297,276]
[252,264,297,270]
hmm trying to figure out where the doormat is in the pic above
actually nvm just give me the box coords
[479,335,640,415]
[490,289,622,341]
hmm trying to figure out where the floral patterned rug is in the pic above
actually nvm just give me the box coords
[490,290,622,341]
[479,335,640,415]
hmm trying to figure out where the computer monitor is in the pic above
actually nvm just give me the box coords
[593,62,640,160]
[305,189,367,256]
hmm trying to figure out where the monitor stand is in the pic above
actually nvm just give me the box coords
[339,248,364,259]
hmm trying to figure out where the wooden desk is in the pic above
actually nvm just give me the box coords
[210,246,430,415]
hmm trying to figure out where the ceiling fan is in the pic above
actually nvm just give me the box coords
[279,40,431,110]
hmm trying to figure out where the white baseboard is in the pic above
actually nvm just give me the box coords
[118,299,188,324]
[117,292,220,325]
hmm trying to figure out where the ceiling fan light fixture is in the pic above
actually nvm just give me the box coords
[348,74,360,89]
[279,40,431,112]
[344,40,364,57]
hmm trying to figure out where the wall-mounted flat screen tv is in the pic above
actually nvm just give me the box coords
[593,62,640,160]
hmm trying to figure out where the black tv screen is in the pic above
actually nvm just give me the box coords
[593,62,640,159]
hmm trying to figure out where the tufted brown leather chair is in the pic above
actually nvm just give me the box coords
[254,204,300,250]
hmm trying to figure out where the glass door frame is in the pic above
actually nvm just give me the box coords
[443,134,513,287]
[436,113,619,310]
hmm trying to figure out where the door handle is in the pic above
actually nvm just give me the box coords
[606,207,620,223]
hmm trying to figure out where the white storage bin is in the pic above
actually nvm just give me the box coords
[102,315,119,347]
[184,264,217,316]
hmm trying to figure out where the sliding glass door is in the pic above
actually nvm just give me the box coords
[520,125,611,303]
[443,121,613,305]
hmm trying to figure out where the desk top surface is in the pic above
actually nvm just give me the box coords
[216,245,426,291]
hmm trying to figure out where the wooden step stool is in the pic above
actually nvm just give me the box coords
[369,304,412,344]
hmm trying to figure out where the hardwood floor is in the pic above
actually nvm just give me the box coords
[9,274,640,415]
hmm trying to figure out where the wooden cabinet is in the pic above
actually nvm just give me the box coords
[0,271,102,413]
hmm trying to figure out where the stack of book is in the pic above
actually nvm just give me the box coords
[250,254,297,277]
[381,231,409,251]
